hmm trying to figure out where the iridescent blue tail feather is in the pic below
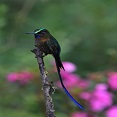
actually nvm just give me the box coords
[55,57,84,110]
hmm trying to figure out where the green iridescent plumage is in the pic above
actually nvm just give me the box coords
[34,28,45,34]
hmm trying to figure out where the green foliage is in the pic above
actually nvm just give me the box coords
[0,109,43,117]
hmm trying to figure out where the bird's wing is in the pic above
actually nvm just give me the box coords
[47,37,61,55]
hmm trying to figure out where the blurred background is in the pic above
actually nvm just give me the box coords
[0,0,117,117]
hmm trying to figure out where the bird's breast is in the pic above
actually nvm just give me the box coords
[40,38,49,43]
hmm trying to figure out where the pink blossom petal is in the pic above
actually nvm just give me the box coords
[62,62,77,73]
[61,71,80,80]
[90,99,104,112]
[106,106,117,117]
[7,71,33,85]
[108,72,117,90]
[56,73,80,88]
[90,89,113,112]
[95,83,108,91]
[78,79,90,89]
[79,92,91,100]
[56,71,90,89]
[7,73,19,82]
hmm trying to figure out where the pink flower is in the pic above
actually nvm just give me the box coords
[7,71,33,84]
[90,84,113,112]
[62,62,77,73]
[51,61,77,73]
[71,112,88,117]
[105,106,117,117]
[56,71,89,89]
[18,71,33,84]
[77,79,90,89]
[56,72,80,88]
[60,71,80,80]
[79,92,91,100]
[95,83,108,91]
[108,72,117,90]
[7,73,19,82]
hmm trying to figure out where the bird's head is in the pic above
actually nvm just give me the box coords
[26,28,50,39]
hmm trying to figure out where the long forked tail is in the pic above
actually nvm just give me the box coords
[55,56,84,110]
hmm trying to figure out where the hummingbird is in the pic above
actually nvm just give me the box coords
[26,28,84,110]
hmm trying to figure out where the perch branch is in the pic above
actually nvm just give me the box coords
[31,45,56,117]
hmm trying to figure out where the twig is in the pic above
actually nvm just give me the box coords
[31,45,56,117]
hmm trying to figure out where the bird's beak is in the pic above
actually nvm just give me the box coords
[25,32,35,34]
